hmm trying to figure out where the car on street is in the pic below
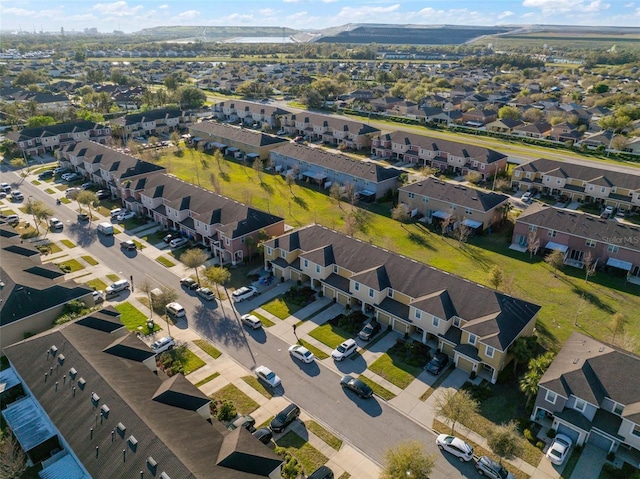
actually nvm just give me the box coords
[269,403,300,433]
[1,182,12,192]
[232,285,258,302]
[116,210,136,221]
[180,277,199,290]
[196,287,216,301]
[436,434,474,462]
[169,237,188,248]
[96,190,110,200]
[288,344,314,363]
[255,365,281,389]
[38,170,54,180]
[521,192,533,203]
[340,375,373,398]
[252,427,273,444]
[227,415,256,432]
[166,302,186,318]
[425,352,449,375]
[545,434,572,466]
[120,240,137,251]
[151,336,175,355]
[241,314,263,329]
[105,279,130,295]
[92,290,105,304]
[77,212,89,222]
[475,456,515,479]
[10,190,24,201]
[331,338,357,361]
[49,218,64,230]
[358,321,381,341]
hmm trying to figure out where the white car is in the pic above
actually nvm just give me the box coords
[436,434,474,462]
[105,279,130,295]
[110,208,122,218]
[116,210,136,221]
[10,190,24,201]
[288,344,315,363]
[277,129,287,135]
[521,192,533,203]
[0,182,11,192]
[169,237,188,248]
[241,314,263,329]
[166,302,186,318]
[151,336,175,355]
[196,287,216,301]
[49,218,63,230]
[255,365,281,389]
[232,285,258,302]
[92,290,105,303]
[545,434,572,466]
[331,338,357,361]
[60,172,75,181]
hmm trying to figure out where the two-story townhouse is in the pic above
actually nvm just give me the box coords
[531,332,640,460]
[111,108,185,143]
[511,203,640,282]
[512,122,552,139]
[8,91,70,111]
[398,177,509,232]
[279,113,380,150]
[269,143,401,201]
[486,118,525,134]
[7,121,111,156]
[462,109,498,127]
[511,158,640,211]
[130,173,285,265]
[57,140,166,198]
[211,100,290,129]
[550,121,583,144]
[189,121,289,161]
[371,131,508,180]
[263,225,541,383]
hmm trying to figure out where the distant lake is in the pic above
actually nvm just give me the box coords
[225,36,293,43]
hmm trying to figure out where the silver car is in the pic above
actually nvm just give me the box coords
[436,434,473,462]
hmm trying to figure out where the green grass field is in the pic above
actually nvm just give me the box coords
[241,375,275,399]
[56,259,84,272]
[249,311,275,328]
[308,323,352,349]
[275,431,329,476]
[211,383,259,415]
[193,339,222,359]
[181,350,206,375]
[260,295,303,319]
[195,372,220,388]
[114,302,159,335]
[368,353,423,389]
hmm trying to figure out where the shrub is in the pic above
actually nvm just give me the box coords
[524,429,535,442]
[274,447,302,479]
[217,401,237,422]
[536,441,545,450]
[547,429,557,438]
[607,452,615,462]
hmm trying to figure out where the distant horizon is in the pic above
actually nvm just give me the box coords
[1,0,640,34]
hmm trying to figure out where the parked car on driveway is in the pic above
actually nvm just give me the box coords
[288,344,314,363]
[38,170,53,180]
[10,190,24,201]
[358,321,381,341]
[163,232,177,243]
[169,237,188,248]
[227,415,256,432]
[255,365,281,389]
[151,336,175,355]
[340,375,373,398]
[436,434,473,462]
[425,352,449,375]
[241,314,263,329]
[269,403,299,433]
[252,427,273,444]
[92,290,104,304]
[475,456,515,479]
[96,190,110,200]
[1,182,12,192]
[545,434,572,466]
[521,192,532,203]
[180,277,199,290]
[232,285,258,303]
[331,338,357,361]
[116,210,136,221]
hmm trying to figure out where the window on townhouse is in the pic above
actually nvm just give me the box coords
[451,205,456,211]
[423,197,429,203]
[333,265,338,273]
[354,282,360,291]
[557,179,561,184]
[266,246,272,255]
[368,288,374,298]
[387,289,393,297]
[548,230,557,238]
[586,239,596,248]
[574,398,586,412]
[432,317,439,328]
[465,208,473,215]
[486,346,495,358]
[408,192,415,199]
[545,390,557,404]
[225,238,230,246]
[303,259,309,268]
[316,265,321,274]
[453,317,461,327]
[608,244,619,253]
[633,425,640,437]
[415,310,422,320]
[528,225,538,233]
[281,250,286,258]
[613,403,624,416]
[601,187,606,193]
[480,164,485,170]
[468,334,477,345]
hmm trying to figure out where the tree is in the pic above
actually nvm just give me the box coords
[498,105,522,120]
[487,422,523,465]
[545,250,565,276]
[380,440,435,479]
[391,203,410,224]
[0,431,27,479]
[510,336,538,376]
[464,171,482,184]
[175,86,206,109]
[453,223,472,247]
[204,265,231,303]
[434,389,479,435]
[526,231,540,260]
[26,115,56,127]
[180,248,208,284]
[488,265,504,290]
[25,199,53,237]
[252,157,264,182]
[329,182,342,209]
[440,214,454,236]
[520,352,555,407]
[583,251,596,282]
[138,279,156,319]
[76,190,98,219]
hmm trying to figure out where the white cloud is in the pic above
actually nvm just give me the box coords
[322,0,338,3]
[177,10,200,19]
[282,0,301,3]
[522,0,610,14]
[158,4,169,9]
[0,7,35,16]
[91,1,143,17]
[259,8,276,16]
[336,4,400,21]
[498,10,515,19]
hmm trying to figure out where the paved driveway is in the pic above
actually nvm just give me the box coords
[570,444,606,479]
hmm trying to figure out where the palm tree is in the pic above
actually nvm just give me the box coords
[204,265,231,307]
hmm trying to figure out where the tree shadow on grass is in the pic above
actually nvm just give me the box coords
[219,171,231,183]
[293,196,308,210]
[259,182,274,195]
[407,231,436,251]
[570,285,616,314]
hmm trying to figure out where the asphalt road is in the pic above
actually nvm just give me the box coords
[6,168,478,477]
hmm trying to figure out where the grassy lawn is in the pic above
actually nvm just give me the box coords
[193,339,222,359]
[433,419,530,479]
[338,473,351,479]
[195,372,220,388]
[44,188,55,194]
[156,256,176,267]
[46,242,62,254]
[241,375,274,399]
[275,430,329,476]
[56,259,84,273]
[250,310,275,327]
[81,255,99,266]
[154,149,640,354]
[210,383,259,415]
[142,230,167,244]
[357,375,396,400]
[60,239,76,248]
[305,420,342,451]
[85,278,108,291]
[308,323,352,349]
[260,295,303,319]
[182,349,206,375]
[106,273,120,282]
[114,302,159,335]
[132,239,146,249]
[298,339,330,360]
[368,353,423,389]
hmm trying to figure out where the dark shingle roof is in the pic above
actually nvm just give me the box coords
[189,122,289,148]
[282,112,380,136]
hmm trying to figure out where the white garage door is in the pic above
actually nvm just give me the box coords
[588,431,613,451]
[557,424,581,444]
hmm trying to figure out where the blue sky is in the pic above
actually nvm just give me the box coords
[1,0,639,33]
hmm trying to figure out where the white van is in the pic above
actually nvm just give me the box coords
[97,222,114,235]
[166,302,186,318]
[151,336,175,355]
[106,279,130,295]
